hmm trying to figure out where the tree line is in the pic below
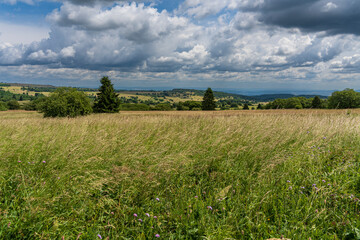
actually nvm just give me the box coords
[2,77,360,116]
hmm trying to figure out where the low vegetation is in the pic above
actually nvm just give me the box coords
[0,110,360,239]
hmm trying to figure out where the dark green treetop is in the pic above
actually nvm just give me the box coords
[311,96,322,108]
[202,88,216,110]
[93,76,121,113]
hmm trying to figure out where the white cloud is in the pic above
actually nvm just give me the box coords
[0,21,49,45]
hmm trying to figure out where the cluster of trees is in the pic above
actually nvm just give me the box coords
[265,96,326,109]
[38,76,120,117]
[265,89,360,109]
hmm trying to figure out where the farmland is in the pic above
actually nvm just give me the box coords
[1,110,360,239]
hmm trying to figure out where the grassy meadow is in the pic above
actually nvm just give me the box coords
[1,110,360,239]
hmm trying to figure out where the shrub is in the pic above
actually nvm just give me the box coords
[0,101,7,111]
[39,88,92,118]
[7,100,21,110]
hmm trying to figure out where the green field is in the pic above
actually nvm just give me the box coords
[1,110,360,239]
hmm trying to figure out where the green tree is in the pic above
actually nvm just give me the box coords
[328,89,360,109]
[311,96,322,108]
[39,88,92,118]
[7,100,20,110]
[243,103,249,110]
[202,88,216,110]
[93,76,120,113]
[0,101,7,111]
[257,103,263,110]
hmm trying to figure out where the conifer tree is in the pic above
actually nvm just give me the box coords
[93,76,121,113]
[202,88,216,110]
[311,96,322,108]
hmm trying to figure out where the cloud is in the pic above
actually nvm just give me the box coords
[255,0,360,35]
[1,0,360,90]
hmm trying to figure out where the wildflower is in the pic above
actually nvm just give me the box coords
[323,137,326,139]
[18,161,21,163]
[156,198,160,202]
[289,186,293,190]
[328,184,331,187]
[154,216,157,219]
[300,191,303,194]
[315,187,319,191]
[155,234,160,238]
[145,213,150,217]
[287,180,291,183]
[322,180,326,183]
[97,234,102,239]
[312,184,316,187]
[138,219,143,222]
[207,206,213,210]
[42,161,46,163]
[195,196,198,199]
[133,213,138,217]
[111,212,114,215]
[301,186,305,189]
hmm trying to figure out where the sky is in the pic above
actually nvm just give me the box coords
[1,0,360,94]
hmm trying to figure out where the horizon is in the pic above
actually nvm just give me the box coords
[1,0,360,91]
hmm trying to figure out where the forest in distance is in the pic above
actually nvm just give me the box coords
[0,79,360,115]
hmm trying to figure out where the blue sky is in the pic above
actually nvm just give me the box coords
[1,0,360,94]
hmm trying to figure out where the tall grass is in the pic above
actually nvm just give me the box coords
[1,110,360,239]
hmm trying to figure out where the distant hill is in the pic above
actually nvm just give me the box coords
[0,82,328,102]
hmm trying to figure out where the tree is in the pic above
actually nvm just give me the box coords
[257,103,263,110]
[7,100,20,110]
[328,89,360,109]
[202,88,216,110]
[311,96,322,108]
[243,103,249,110]
[39,88,92,118]
[93,76,121,113]
[0,101,7,111]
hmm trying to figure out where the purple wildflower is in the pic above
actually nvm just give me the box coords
[145,213,150,217]
[195,196,198,199]
[301,186,305,189]
[328,184,331,186]
[315,187,319,191]
[287,180,291,183]
[42,161,46,163]
[138,219,143,222]
[97,234,102,239]
[133,213,138,217]
[312,184,316,187]
[153,216,157,219]
[18,161,21,163]
[155,234,160,238]
[288,186,293,190]
[207,206,212,210]
[322,180,326,183]
[323,137,326,139]
[300,191,303,194]
[156,198,160,202]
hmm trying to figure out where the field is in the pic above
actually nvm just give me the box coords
[1,110,360,239]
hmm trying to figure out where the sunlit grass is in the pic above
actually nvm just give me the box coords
[1,110,360,239]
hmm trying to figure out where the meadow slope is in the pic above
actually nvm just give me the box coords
[1,110,360,239]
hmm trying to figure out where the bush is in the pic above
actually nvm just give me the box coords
[7,100,21,110]
[0,101,7,111]
[23,98,47,111]
[39,88,92,118]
